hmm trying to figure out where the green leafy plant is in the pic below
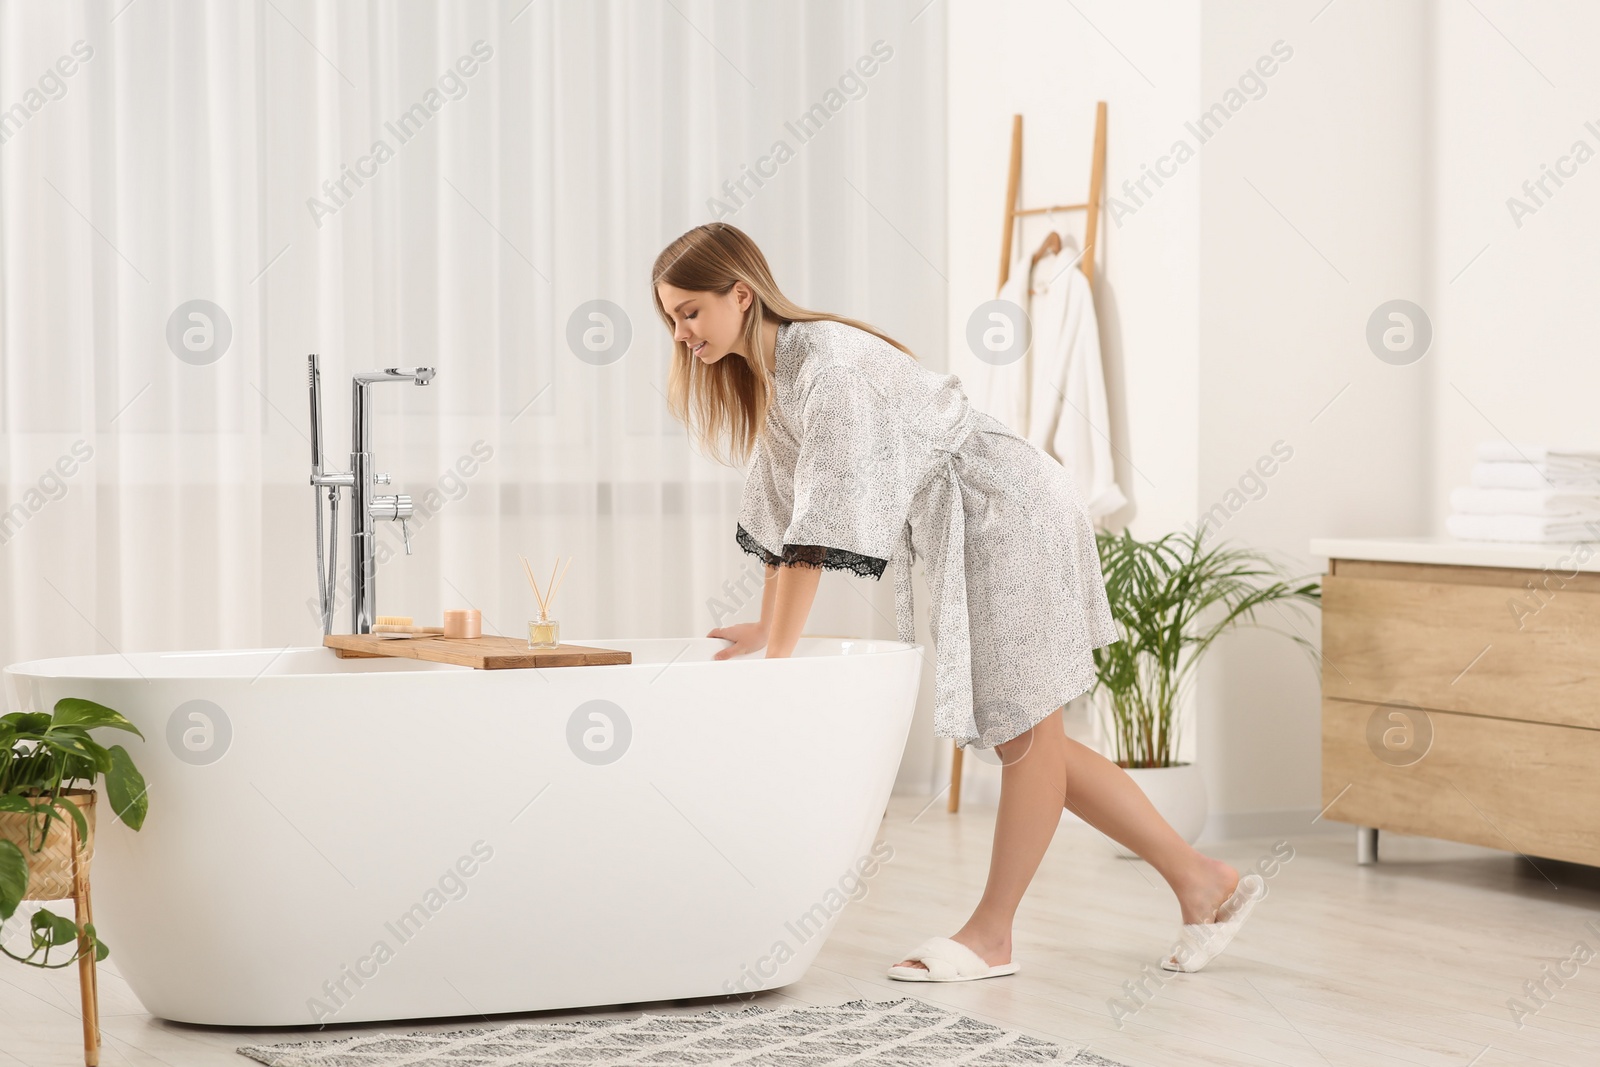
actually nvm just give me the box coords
[0,699,148,967]
[1090,528,1322,769]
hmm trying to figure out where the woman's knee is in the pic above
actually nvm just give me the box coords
[994,704,1067,764]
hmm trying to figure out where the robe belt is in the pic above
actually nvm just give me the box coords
[892,407,981,746]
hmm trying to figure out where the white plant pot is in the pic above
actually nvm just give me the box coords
[1063,761,1208,857]
[1120,762,1208,856]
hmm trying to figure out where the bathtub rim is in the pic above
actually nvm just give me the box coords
[3,635,926,683]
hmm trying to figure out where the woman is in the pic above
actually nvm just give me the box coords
[651,222,1264,980]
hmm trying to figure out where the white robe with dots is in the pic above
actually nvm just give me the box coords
[736,319,1118,750]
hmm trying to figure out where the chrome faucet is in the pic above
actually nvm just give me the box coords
[308,355,436,636]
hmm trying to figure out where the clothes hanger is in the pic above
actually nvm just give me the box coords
[1031,207,1062,269]
[1037,215,1089,290]
[1030,229,1061,268]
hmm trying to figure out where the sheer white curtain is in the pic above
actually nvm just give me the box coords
[0,2,946,693]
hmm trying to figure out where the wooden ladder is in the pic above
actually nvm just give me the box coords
[949,102,1107,814]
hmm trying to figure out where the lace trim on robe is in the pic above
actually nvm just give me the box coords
[736,523,889,580]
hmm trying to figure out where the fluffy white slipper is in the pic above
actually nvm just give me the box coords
[886,936,1019,982]
[1160,872,1266,973]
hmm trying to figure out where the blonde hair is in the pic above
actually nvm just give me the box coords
[651,222,917,466]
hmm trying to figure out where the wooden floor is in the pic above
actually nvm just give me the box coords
[4,794,1598,1067]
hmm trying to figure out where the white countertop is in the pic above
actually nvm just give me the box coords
[1308,535,1600,573]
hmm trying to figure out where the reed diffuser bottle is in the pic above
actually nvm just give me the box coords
[521,553,572,650]
[529,610,559,649]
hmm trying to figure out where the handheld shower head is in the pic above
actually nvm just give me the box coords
[308,354,325,475]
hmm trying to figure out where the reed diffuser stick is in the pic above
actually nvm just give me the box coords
[547,556,573,610]
[519,554,547,616]
[519,554,574,618]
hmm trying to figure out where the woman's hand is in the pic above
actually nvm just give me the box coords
[708,622,769,659]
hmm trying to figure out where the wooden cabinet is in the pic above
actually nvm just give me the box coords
[1317,554,1600,867]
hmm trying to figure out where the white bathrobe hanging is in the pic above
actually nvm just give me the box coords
[1029,249,1126,521]
[971,244,1127,522]
[736,318,1118,750]
[970,251,1034,438]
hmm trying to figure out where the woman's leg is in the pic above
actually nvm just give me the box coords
[1047,716,1241,924]
[895,707,1240,970]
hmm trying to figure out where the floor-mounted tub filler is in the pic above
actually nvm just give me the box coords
[4,636,921,1025]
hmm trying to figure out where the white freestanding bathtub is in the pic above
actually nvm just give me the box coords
[3,636,921,1026]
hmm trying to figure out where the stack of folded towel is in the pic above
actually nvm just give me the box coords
[1446,443,1600,543]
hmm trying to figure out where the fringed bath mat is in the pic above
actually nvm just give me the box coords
[236,996,1126,1066]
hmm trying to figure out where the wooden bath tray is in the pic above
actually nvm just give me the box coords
[323,633,632,669]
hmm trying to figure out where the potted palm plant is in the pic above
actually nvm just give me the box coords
[1085,528,1320,851]
[1,698,148,1066]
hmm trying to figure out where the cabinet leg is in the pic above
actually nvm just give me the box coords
[1356,826,1379,866]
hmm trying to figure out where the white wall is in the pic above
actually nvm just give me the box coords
[945,0,1202,807]
[942,0,1446,836]
[1196,0,1433,836]
[1193,0,1600,836]
[1428,0,1600,518]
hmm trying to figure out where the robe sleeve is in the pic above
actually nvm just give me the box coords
[735,432,796,569]
[774,368,918,579]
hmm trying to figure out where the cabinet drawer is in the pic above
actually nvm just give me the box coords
[1321,697,1600,866]
[1322,572,1600,730]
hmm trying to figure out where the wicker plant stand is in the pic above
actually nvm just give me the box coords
[0,787,100,1066]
